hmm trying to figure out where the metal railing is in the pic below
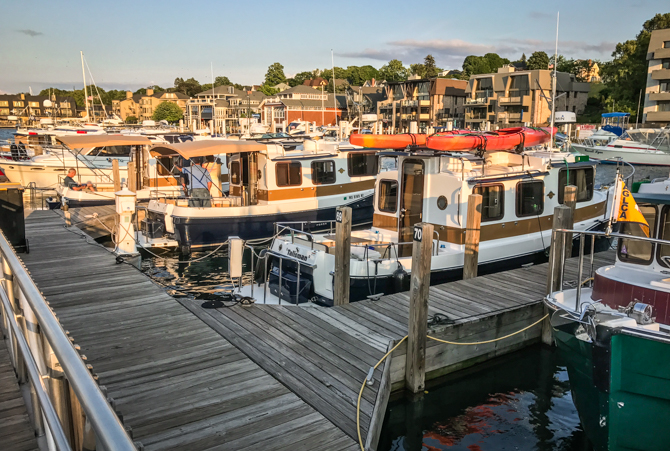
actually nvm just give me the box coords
[548,228,670,311]
[0,230,137,451]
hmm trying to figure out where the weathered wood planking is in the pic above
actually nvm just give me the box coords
[19,210,358,451]
[0,337,40,451]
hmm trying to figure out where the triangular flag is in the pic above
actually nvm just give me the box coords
[616,184,650,237]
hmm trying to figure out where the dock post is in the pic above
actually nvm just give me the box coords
[42,339,73,446]
[248,152,258,205]
[112,159,121,193]
[463,194,482,280]
[563,185,577,257]
[405,222,434,393]
[334,206,352,306]
[127,161,136,192]
[544,205,571,345]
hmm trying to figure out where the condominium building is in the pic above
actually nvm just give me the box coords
[0,93,77,123]
[642,28,670,127]
[377,78,467,133]
[259,85,345,131]
[185,86,266,133]
[464,66,590,129]
[112,89,189,122]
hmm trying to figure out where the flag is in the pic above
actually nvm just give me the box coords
[615,183,650,237]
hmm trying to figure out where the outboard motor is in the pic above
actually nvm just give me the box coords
[392,263,410,293]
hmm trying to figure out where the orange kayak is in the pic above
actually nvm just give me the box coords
[425,127,555,152]
[350,133,426,149]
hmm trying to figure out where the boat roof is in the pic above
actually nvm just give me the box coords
[634,193,670,205]
[150,139,267,159]
[57,135,152,148]
[602,112,630,118]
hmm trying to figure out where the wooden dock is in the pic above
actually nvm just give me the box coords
[1,208,617,450]
[54,205,117,240]
[0,339,40,451]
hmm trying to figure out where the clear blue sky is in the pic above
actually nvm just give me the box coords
[0,0,667,94]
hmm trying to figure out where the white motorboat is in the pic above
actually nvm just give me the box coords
[572,128,670,166]
[137,138,377,253]
[261,147,612,305]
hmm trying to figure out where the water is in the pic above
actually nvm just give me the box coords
[0,128,15,141]
[379,345,592,451]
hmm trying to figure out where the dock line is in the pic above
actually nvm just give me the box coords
[356,313,550,450]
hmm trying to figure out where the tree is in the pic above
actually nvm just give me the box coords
[288,71,313,87]
[601,13,670,105]
[264,63,287,87]
[214,76,231,87]
[378,59,409,82]
[410,63,425,78]
[258,84,279,96]
[174,77,202,97]
[344,65,380,85]
[152,102,183,122]
[462,53,510,77]
[527,51,550,70]
[125,115,138,124]
[423,54,439,78]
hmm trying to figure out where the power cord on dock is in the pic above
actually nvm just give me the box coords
[355,313,549,451]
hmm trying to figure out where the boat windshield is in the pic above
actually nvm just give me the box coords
[87,145,134,157]
[618,204,658,265]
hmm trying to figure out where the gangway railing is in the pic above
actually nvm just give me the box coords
[0,230,137,451]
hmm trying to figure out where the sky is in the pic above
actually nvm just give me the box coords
[0,0,667,94]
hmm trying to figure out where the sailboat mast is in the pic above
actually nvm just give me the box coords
[549,12,559,139]
[332,49,338,132]
[81,51,90,121]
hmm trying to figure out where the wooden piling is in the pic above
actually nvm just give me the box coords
[405,222,434,393]
[112,159,121,193]
[127,161,136,192]
[563,185,577,257]
[248,152,258,206]
[333,206,352,306]
[543,205,572,345]
[463,194,482,280]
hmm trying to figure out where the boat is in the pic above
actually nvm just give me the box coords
[137,138,377,253]
[424,127,555,152]
[572,128,670,166]
[545,176,670,451]
[256,141,612,305]
[0,134,149,189]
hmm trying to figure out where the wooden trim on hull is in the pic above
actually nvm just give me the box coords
[375,200,607,245]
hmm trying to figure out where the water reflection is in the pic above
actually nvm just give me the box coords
[379,345,593,451]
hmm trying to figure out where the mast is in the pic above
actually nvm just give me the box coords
[81,51,90,121]
[332,49,338,137]
[549,12,559,144]
[211,62,215,135]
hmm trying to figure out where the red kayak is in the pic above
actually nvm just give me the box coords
[425,127,555,152]
[350,133,427,149]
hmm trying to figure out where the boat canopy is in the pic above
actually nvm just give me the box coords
[601,112,630,118]
[57,135,152,148]
[149,140,267,159]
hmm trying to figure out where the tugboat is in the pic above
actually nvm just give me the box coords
[261,127,612,305]
[545,175,670,451]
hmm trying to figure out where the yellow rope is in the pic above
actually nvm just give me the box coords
[355,313,549,450]
[427,314,549,345]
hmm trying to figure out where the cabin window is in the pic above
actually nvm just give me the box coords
[156,156,180,176]
[276,162,302,186]
[516,180,544,217]
[311,160,336,185]
[348,152,378,177]
[657,205,670,268]
[474,183,504,221]
[378,180,398,213]
[559,167,594,203]
[230,161,240,185]
[619,204,657,265]
[92,146,133,157]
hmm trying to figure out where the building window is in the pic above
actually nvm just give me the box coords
[32,109,40,115]
[0,109,9,115]
[311,160,336,185]
[618,204,657,265]
[29,102,39,107]
[276,162,302,186]
[658,101,670,112]
[662,60,670,70]
[13,101,23,107]
[473,183,504,221]
[348,152,378,177]
[378,180,398,213]
[664,40,670,48]
[660,81,670,93]
[558,167,594,203]
[230,161,240,185]
[0,101,7,107]
[516,180,544,217]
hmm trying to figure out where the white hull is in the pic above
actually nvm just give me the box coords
[572,144,670,166]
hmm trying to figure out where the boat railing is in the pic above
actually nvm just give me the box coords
[549,228,670,312]
[0,230,137,451]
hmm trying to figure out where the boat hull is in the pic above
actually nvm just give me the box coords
[552,318,670,451]
[572,144,670,166]
[172,194,374,250]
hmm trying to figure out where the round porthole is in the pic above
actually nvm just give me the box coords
[437,195,448,210]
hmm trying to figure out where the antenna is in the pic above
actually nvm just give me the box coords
[549,12,559,145]
[81,51,90,121]
[332,49,338,136]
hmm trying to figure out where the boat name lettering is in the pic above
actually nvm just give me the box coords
[286,248,309,262]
